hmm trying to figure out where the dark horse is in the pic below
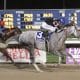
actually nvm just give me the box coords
[0,27,22,67]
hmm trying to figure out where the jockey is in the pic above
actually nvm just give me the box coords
[0,19,6,38]
[0,19,5,27]
[41,17,62,38]
[52,18,65,32]
[41,17,64,34]
[41,17,58,32]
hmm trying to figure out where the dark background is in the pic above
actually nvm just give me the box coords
[0,0,80,9]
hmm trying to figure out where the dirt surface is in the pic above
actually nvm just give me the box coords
[0,64,80,80]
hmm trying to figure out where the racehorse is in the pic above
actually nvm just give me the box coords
[5,28,45,72]
[4,24,78,72]
[48,24,78,65]
[0,27,22,67]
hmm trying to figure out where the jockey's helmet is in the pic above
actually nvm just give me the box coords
[44,17,54,26]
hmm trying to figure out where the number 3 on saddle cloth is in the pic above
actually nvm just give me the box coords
[36,31,49,42]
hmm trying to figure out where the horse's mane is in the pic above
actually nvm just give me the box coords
[64,22,75,27]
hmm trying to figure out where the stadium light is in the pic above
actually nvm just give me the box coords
[4,0,6,10]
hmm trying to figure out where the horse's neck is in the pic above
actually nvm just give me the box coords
[55,31,66,41]
[4,29,20,41]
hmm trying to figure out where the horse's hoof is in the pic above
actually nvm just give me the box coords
[14,64,23,69]
[54,64,60,68]
[37,70,44,72]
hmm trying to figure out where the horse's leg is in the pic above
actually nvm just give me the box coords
[0,42,20,68]
[0,48,24,68]
[58,56,62,65]
[28,43,43,72]
[35,40,47,68]
[57,50,66,64]
[0,48,15,64]
[61,50,78,64]
[67,52,77,64]
[55,51,62,65]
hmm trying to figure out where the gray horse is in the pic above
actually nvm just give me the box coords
[5,24,78,72]
[6,30,46,72]
[48,25,78,65]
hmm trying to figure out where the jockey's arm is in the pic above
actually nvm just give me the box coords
[41,22,57,32]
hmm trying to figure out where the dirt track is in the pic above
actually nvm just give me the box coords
[0,64,80,80]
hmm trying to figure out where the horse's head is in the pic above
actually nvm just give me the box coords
[3,26,22,41]
[64,24,78,37]
[12,26,22,34]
